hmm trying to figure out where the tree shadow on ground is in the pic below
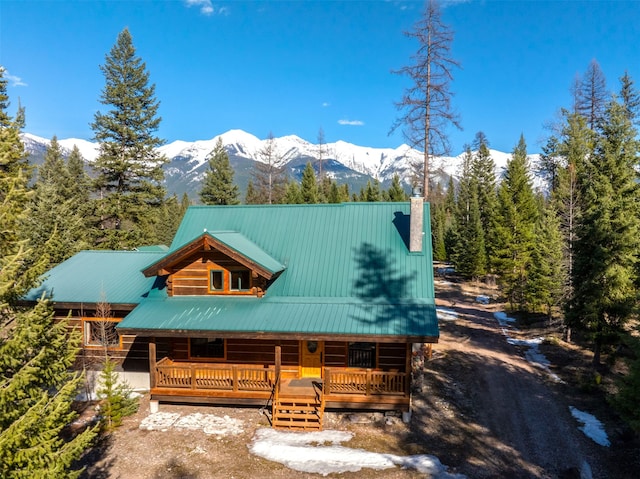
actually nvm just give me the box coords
[78,434,115,479]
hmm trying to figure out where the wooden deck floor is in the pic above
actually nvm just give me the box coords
[279,377,322,397]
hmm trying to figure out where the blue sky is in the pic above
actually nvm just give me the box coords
[2,0,639,154]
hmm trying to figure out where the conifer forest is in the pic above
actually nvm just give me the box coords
[2,2,640,476]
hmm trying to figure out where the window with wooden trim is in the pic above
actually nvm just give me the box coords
[348,342,376,368]
[207,267,252,294]
[209,270,224,291]
[190,338,225,359]
[84,319,122,349]
[230,269,251,291]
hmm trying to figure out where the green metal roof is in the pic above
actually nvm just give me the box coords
[167,203,435,299]
[29,203,438,339]
[117,296,438,341]
[135,245,169,252]
[146,231,286,276]
[117,202,438,339]
[207,231,286,275]
[25,250,167,305]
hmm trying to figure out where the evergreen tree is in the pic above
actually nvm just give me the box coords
[442,176,457,258]
[526,202,565,319]
[0,66,96,477]
[244,180,260,204]
[300,162,319,204]
[327,181,341,204]
[318,176,333,204]
[91,28,167,249]
[492,135,538,310]
[154,194,184,246]
[619,71,640,125]
[0,300,98,477]
[0,67,42,302]
[199,137,240,205]
[97,359,138,432]
[359,179,382,202]
[568,100,640,365]
[451,147,486,278]
[22,138,89,267]
[340,184,351,203]
[554,112,593,339]
[471,133,497,268]
[386,174,408,201]
[282,180,303,204]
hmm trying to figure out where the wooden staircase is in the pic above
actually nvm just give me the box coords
[272,378,324,430]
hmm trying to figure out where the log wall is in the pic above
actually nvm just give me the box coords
[169,251,267,296]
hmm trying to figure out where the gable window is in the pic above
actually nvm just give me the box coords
[190,338,225,359]
[210,270,224,291]
[84,319,121,349]
[230,270,251,291]
[348,342,376,368]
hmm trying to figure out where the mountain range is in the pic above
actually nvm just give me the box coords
[21,129,544,199]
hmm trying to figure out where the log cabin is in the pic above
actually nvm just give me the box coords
[25,197,438,430]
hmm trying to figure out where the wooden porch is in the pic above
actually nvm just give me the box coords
[150,357,411,418]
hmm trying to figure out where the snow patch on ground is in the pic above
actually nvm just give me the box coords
[494,311,517,327]
[476,295,490,304]
[569,407,610,447]
[494,312,563,382]
[249,428,466,478]
[139,412,243,436]
[490,310,609,449]
[437,307,459,321]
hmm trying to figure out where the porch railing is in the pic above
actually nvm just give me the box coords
[154,358,407,396]
[155,358,275,392]
[324,367,408,396]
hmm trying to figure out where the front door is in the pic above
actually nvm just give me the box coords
[301,340,323,377]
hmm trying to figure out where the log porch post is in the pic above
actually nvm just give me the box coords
[149,338,157,389]
[275,345,281,392]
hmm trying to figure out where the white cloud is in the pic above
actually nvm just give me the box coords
[322,102,330,108]
[338,119,364,126]
[4,70,27,87]
[184,0,220,16]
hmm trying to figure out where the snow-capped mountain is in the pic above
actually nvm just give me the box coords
[21,130,543,198]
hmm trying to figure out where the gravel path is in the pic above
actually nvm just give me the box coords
[423,280,611,478]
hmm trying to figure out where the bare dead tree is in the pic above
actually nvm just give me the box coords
[573,59,608,130]
[253,132,289,204]
[94,293,118,360]
[316,127,329,182]
[391,0,461,199]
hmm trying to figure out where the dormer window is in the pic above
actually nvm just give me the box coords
[210,270,224,291]
[207,267,252,294]
[230,270,251,291]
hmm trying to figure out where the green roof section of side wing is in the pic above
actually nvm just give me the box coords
[24,250,167,305]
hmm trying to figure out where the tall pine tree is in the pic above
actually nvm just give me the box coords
[300,162,319,204]
[91,28,167,249]
[568,100,640,365]
[199,138,240,205]
[451,147,486,278]
[22,138,90,268]
[492,135,538,310]
[0,66,97,478]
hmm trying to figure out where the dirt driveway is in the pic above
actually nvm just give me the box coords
[79,279,638,478]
